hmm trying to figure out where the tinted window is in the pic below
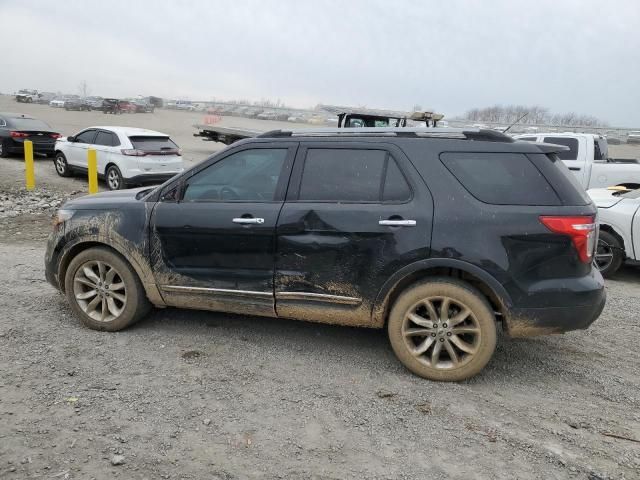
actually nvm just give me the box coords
[543,137,579,160]
[7,118,51,130]
[129,136,178,151]
[440,152,560,206]
[94,131,117,147]
[528,153,590,205]
[299,149,387,202]
[183,148,287,202]
[75,130,96,144]
[382,158,411,201]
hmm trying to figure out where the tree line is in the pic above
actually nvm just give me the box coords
[463,105,609,127]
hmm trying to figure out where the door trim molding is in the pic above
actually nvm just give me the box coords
[276,291,361,305]
[161,285,273,298]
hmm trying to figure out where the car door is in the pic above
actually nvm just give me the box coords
[66,129,97,168]
[542,136,587,186]
[93,130,119,175]
[149,143,297,317]
[274,142,433,327]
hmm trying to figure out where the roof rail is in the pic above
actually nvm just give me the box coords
[256,127,514,142]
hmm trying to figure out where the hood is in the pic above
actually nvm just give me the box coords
[63,187,154,209]
[587,188,624,208]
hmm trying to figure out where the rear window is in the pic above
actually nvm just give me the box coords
[542,137,579,160]
[440,152,560,206]
[7,118,51,130]
[129,136,178,151]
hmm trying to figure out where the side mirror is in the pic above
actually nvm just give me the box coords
[67,136,75,142]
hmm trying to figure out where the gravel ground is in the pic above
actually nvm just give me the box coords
[1,96,640,479]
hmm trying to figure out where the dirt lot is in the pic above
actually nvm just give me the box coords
[1,96,639,480]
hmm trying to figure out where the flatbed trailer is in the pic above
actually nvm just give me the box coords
[193,125,261,145]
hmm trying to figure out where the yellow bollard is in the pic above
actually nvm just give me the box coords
[87,148,98,194]
[24,140,35,190]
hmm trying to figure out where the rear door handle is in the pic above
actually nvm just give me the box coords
[569,167,581,171]
[233,217,264,224]
[379,219,416,227]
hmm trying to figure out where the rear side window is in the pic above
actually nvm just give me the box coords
[527,153,590,205]
[543,137,579,160]
[94,131,119,147]
[440,152,561,206]
[298,149,411,202]
[129,136,178,152]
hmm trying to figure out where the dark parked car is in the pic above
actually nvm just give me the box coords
[0,112,61,158]
[102,98,122,114]
[45,128,605,381]
[64,97,91,111]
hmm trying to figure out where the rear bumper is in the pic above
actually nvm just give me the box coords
[503,270,606,337]
[7,141,55,154]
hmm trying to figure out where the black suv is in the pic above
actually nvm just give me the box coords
[45,128,605,381]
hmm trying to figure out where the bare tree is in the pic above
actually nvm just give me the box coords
[464,104,608,127]
[78,80,90,99]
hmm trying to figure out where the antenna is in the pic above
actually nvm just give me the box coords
[502,112,529,133]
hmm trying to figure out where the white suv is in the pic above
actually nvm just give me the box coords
[54,127,184,190]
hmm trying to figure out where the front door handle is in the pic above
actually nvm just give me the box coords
[379,219,416,227]
[233,217,264,225]
[569,167,581,171]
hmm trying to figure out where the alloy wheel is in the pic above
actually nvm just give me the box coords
[73,260,127,322]
[107,169,120,189]
[55,156,66,174]
[401,296,481,370]
[595,239,614,271]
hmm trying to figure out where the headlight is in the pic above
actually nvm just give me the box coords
[53,209,74,228]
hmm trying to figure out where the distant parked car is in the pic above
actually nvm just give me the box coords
[257,111,278,120]
[15,89,39,103]
[175,100,195,111]
[627,131,640,144]
[35,92,56,104]
[131,100,155,113]
[102,98,121,114]
[50,95,78,108]
[0,112,61,158]
[53,127,184,190]
[85,96,104,110]
[65,98,91,111]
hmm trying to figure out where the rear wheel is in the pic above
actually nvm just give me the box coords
[387,278,497,381]
[0,139,11,158]
[595,230,624,277]
[106,165,126,190]
[64,247,151,331]
[54,152,71,177]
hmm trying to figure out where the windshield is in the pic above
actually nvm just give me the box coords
[8,118,51,130]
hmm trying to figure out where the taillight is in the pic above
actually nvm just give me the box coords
[10,131,29,138]
[50,133,62,139]
[539,215,596,263]
[121,149,146,156]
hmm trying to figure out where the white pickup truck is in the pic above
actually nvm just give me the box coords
[515,132,640,190]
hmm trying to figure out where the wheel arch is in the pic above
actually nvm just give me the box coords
[57,238,165,306]
[371,259,512,328]
[598,223,628,255]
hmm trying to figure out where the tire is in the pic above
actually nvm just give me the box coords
[387,278,497,381]
[64,247,151,331]
[54,152,72,177]
[106,165,126,190]
[26,97,32,103]
[595,230,624,277]
[0,139,11,158]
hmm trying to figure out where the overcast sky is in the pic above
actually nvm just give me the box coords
[2,0,639,125]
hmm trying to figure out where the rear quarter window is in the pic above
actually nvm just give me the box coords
[440,152,561,206]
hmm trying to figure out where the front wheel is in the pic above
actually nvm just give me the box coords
[387,278,497,381]
[64,247,151,331]
[595,230,624,277]
[106,165,126,190]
